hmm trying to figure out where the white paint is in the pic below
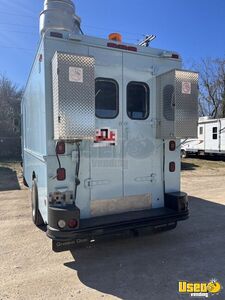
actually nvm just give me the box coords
[69,67,83,82]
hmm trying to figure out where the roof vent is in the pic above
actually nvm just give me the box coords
[40,0,81,36]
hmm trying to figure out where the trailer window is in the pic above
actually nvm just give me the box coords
[212,127,218,140]
[199,126,203,135]
[127,82,149,120]
[163,85,175,121]
[95,78,119,119]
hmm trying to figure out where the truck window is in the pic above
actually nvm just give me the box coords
[212,127,218,140]
[199,126,203,135]
[127,82,149,120]
[95,78,119,119]
[163,84,175,121]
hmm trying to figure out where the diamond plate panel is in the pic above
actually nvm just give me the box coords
[156,69,198,139]
[174,70,198,138]
[52,52,95,140]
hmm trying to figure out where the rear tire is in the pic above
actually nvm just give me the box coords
[23,176,29,188]
[31,179,44,226]
[181,150,187,159]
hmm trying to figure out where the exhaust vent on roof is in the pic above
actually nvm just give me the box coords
[40,0,81,36]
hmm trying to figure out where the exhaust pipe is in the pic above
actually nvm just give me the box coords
[39,0,81,36]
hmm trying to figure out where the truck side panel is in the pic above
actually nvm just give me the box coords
[22,40,48,222]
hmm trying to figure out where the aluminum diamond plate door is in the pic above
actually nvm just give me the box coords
[156,69,198,139]
[174,70,198,138]
[52,52,95,140]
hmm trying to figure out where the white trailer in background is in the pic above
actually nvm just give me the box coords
[181,117,225,157]
[22,0,198,252]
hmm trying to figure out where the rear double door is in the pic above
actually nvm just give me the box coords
[89,48,162,209]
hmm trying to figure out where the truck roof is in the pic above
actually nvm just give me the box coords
[46,32,181,61]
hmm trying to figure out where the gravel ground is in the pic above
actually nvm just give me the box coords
[0,159,225,300]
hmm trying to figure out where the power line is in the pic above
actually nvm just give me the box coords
[84,25,146,39]
[0,22,37,28]
[0,21,145,39]
[0,44,35,52]
[0,11,37,18]
[1,30,38,35]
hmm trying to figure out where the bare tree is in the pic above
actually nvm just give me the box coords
[194,58,225,118]
[0,74,23,137]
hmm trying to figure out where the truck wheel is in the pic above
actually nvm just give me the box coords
[31,179,44,226]
[181,150,187,159]
[23,176,29,188]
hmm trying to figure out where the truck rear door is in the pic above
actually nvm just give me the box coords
[89,47,123,216]
[122,53,164,208]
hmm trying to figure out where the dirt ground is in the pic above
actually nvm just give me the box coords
[0,158,225,300]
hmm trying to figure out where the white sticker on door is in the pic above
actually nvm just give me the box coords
[182,81,191,94]
[69,67,83,83]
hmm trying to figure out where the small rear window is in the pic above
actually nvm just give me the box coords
[127,82,149,120]
[212,127,218,140]
[95,78,119,119]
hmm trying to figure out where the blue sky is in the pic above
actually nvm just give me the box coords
[0,0,224,88]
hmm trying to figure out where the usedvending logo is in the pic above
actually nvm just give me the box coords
[178,279,222,298]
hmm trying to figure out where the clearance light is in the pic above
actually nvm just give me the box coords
[161,51,180,59]
[107,42,137,52]
[50,32,63,38]
[169,141,176,151]
[57,168,66,181]
[169,162,176,172]
[68,219,78,229]
[56,141,65,155]
[171,54,179,59]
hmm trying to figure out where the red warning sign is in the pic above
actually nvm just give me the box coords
[182,81,191,95]
[94,128,117,147]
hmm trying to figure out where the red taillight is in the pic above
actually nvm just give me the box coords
[169,162,176,172]
[56,141,65,155]
[68,219,78,229]
[169,141,176,151]
[107,42,137,52]
[57,168,66,181]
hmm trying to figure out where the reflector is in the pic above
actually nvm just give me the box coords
[57,168,66,181]
[169,141,176,151]
[68,219,78,228]
[169,162,176,172]
[56,141,65,155]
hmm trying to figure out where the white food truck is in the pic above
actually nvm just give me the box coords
[181,117,225,157]
[22,0,198,252]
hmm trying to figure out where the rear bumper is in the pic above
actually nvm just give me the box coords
[47,191,189,243]
[47,208,188,241]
